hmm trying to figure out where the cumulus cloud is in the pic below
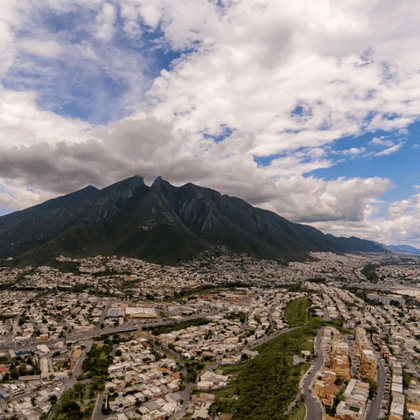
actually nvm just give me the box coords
[263,176,392,224]
[94,3,117,42]
[310,190,420,248]
[1,0,420,248]
[142,0,420,157]
[0,183,56,211]
[0,87,91,148]
[19,39,65,58]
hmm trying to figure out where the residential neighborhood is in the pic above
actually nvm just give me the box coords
[0,249,420,419]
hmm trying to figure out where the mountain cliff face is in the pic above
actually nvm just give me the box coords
[0,175,387,265]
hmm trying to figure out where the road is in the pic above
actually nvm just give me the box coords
[167,325,300,420]
[92,394,106,420]
[301,328,324,420]
[0,311,224,352]
[4,311,306,420]
[366,358,385,420]
[58,339,93,397]
[256,326,299,346]
[95,302,113,331]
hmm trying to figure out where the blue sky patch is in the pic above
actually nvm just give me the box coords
[307,121,420,203]
[203,125,234,143]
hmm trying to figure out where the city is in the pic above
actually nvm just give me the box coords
[0,250,419,419]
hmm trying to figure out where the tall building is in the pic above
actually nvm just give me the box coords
[360,349,377,381]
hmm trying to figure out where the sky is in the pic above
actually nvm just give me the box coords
[1,0,420,248]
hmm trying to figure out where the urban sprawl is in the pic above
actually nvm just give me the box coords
[0,248,419,420]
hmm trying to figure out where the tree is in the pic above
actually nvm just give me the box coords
[74,383,85,398]
[49,395,58,403]
[9,368,19,380]
[62,401,82,415]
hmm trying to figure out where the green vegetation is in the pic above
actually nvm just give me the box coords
[365,377,377,399]
[186,360,206,382]
[325,319,354,336]
[403,370,414,388]
[217,363,248,375]
[288,402,306,420]
[361,264,380,282]
[81,343,113,382]
[52,390,95,420]
[163,284,227,301]
[146,318,211,335]
[209,321,322,419]
[52,342,113,420]
[225,311,247,323]
[325,391,345,417]
[306,277,326,284]
[284,297,311,327]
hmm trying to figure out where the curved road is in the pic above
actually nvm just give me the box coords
[302,328,324,420]
[366,358,385,420]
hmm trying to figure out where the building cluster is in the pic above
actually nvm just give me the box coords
[309,275,420,420]
[336,379,370,420]
[315,327,351,408]
[196,370,228,391]
[0,291,110,344]
[313,327,373,420]
[1,385,61,420]
[155,291,303,362]
[0,250,420,419]
[367,293,406,306]
[186,393,215,420]
[355,327,378,381]
[106,338,183,420]
[0,343,77,419]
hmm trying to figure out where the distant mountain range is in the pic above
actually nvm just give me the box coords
[388,244,420,255]
[0,175,388,265]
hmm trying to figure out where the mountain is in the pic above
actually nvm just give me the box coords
[0,175,388,265]
[388,245,420,255]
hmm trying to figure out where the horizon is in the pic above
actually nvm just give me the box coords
[1,0,420,247]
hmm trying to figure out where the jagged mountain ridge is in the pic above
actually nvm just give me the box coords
[0,175,387,265]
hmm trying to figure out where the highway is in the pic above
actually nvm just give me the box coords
[3,309,318,420]
[0,311,224,352]
[301,328,324,420]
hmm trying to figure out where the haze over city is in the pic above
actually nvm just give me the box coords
[1,0,420,247]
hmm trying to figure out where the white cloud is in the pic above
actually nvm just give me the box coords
[339,147,366,156]
[0,86,91,148]
[19,39,65,58]
[0,181,56,210]
[94,3,117,42]
[139,0,420,163]
[375,142,403,156]
[2,0,420,248]
[370,137,394,147]
[309,190,420,248]
[266,176,391,223]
